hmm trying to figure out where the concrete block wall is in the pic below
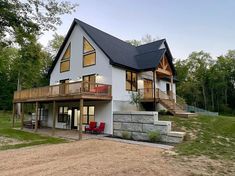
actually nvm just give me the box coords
[113,111,185,143]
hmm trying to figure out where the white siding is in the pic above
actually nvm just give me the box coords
[50,24,112,85]
[46,101,113,134]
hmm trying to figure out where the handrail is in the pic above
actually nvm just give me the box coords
[138,88,188,110]
[14,81,112,101]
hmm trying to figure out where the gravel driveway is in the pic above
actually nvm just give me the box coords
[0,139,233,176]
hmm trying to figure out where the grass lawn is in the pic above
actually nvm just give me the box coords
[159,115,235,161]
[0,111,66,150]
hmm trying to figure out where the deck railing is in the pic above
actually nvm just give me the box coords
[14,81,112,102]
[138,88,171,100]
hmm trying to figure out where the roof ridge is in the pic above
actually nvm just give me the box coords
[136,39,166,48]
[135,48,166,57]
[75,18,136,49]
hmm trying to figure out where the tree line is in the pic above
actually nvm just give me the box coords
[0,0,76,110]
[175,50,235,114]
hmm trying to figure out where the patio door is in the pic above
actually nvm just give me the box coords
[83,74,96,92]
[71,106,95,129]
[59,79,69,94]
[71,108,80,129]
[144,79,153,99]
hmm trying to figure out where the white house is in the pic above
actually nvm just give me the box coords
[13,19,188,135]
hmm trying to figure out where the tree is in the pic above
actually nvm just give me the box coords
[47,33,64,56]
[0,0,78,46]
[126,34,158,46]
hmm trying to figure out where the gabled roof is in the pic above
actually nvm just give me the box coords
[48,19,176,75]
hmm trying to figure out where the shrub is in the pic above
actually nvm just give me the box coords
[148,131,161,142]
[122,131,131,140]
[159,110,167,115]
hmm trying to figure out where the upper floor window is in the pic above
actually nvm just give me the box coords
[83,37,96,67]
[60,44,71,72]
[126,71,137,91]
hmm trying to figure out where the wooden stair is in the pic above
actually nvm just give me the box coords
[159,99,197,118]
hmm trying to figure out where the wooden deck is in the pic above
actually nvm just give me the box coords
[13,81,112,103]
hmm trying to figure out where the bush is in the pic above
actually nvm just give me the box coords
[159,110,167,115]
[147,131,161,142]
[122,131,131,140]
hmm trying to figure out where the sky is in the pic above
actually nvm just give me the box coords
[39,0,235,59]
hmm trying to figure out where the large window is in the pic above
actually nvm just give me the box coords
[83,74,96,92]
[83,37,96,67]
[126,71,137,91]
[83,106,95,124]
[58,106,69,123]
[60,44,71,72]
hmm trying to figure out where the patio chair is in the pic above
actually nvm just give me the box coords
[92,122,105,134]
[85,121,97,133]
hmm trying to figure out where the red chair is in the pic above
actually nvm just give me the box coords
[92,122,105,134]
[85,121,97,133]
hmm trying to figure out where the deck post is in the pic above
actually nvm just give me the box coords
[34,102,39,132]
[170,75,174,100]
[21,102,24,130]
[170,75,175,111]
[153,70,156,111]
[12,103,15,127]
[78,98,83,140]
[52,101,56,135]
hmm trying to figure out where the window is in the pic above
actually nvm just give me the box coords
[83,74,96,92]
[60,44,71,72]
[82,106,95,124]
[126,71,137,91]
[83,38,96,67]
[58,106,69,123]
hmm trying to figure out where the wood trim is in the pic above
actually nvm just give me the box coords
[157,55,173,76]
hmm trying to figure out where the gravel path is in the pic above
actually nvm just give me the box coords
[0,139,233,176]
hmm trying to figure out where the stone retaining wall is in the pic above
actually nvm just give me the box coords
[113,111,185,143]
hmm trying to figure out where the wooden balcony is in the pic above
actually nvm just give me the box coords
[13,81,112,103]
[138,88,171,102]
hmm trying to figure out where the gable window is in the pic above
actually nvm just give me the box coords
[58,106,69,123]
[126,71,137,91]
[60,44,71,72]
[83,37,96,67]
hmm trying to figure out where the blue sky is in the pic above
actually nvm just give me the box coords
[39,0,235,59]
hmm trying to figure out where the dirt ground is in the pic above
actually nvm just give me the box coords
[0,139,234,176]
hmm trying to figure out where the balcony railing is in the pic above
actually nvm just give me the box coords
[138,88,170,100]
[138,88,187,109]
[14,81,112,102]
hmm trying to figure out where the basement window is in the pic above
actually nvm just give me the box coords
[58,106,69,123]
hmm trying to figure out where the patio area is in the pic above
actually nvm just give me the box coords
[22,127,107,140]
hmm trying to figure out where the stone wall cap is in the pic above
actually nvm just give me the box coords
[168,131,185,137]
[154,121,171,126]
[113,111,158,115]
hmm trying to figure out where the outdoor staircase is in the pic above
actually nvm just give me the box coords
[158,90,197,118]
[159,99,197,118]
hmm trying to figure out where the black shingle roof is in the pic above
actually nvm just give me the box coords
[48,19,175,75]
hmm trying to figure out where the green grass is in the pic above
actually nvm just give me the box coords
[159,115,235,161]
[0,111,66,150]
